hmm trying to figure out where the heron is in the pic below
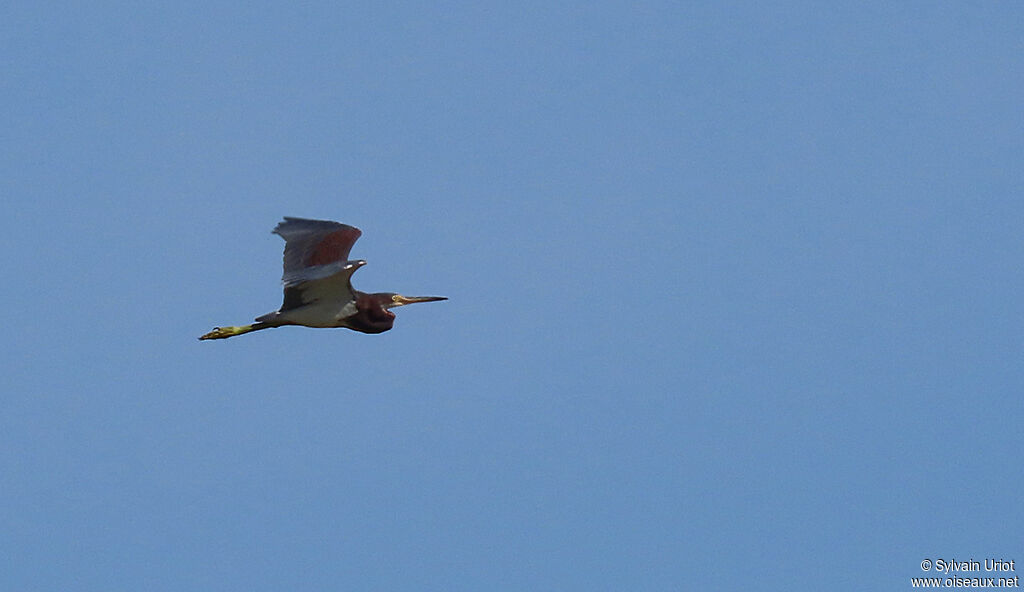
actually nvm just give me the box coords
[199,217,447,340]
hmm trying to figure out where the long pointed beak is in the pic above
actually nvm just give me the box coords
[394,295,448,306]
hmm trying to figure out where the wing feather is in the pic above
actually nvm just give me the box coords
[272,217,363,282]
[279,261,365,308]
[294,262,364,307]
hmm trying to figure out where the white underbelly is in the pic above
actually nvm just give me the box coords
[278,300,357,327]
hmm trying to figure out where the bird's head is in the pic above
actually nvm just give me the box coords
[381,293,448,309]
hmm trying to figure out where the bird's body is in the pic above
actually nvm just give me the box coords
[199,217,446,340]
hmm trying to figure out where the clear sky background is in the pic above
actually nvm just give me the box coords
[2,3,1021,590]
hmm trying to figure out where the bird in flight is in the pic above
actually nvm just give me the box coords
[199,217,446,340]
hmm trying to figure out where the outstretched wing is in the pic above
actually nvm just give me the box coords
[268,259,366,319]
[272,217,363,285]
[266,218,366,319]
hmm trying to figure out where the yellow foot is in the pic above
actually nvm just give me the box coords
[198,325,250,340]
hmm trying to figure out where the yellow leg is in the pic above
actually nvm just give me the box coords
[199,324,260,340]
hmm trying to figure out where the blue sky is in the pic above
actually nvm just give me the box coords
[2,2,1021,590]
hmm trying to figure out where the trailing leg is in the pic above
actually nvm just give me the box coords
[198,322,274,340]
